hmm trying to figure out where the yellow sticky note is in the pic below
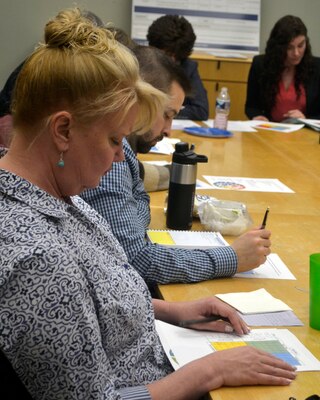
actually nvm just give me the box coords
[148,231,175,245]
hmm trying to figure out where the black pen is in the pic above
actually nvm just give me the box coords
[260,206,270,229]
[179,315,230,328]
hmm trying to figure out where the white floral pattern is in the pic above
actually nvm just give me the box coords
[0,166,172,399]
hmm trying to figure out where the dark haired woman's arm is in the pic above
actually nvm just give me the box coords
[305,57,320,119]
[245,55,268,120]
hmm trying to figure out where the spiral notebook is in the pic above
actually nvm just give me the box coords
[146,230,228,249]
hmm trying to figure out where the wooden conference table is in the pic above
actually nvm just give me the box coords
[140,126,320,400]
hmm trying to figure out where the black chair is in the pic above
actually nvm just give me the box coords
[0,349,33,399]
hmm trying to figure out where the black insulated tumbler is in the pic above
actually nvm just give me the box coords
[166,142,208,230]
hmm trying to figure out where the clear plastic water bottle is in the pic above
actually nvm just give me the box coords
[166,142,208,230]
[214,87,230,130]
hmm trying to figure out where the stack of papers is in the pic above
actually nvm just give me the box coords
[215,288,291,314]
[215,288,302,327]
[299,118,320,131]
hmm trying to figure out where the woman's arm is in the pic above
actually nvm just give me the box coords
[150,298,296,399]
[152,297,248,334]
[245,55,268,120]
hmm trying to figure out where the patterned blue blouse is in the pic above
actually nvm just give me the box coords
[0,165,172,399]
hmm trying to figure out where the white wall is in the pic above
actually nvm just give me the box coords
[0,0,132,88]
[0,0,319,88]
[260,0,320,54]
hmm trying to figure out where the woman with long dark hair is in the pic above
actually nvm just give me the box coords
[245,15,320,122]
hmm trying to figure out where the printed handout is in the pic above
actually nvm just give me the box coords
[155,320,320,372]
[202,176,294,193]
[235,253,296,280]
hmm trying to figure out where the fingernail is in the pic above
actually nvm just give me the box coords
[225,325,234,333]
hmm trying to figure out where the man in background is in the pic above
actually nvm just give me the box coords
[147,14,209,120]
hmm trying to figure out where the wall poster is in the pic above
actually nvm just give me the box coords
[131,0,260,57]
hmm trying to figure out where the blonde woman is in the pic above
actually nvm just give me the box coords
[0,8,296,400]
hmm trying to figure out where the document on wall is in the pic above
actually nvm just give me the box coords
[132,1,261,56]
[202,176,294,193]
[155,320,320,372]
[234,253,296,280]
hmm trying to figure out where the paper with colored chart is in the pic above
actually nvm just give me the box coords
[249,120,304,133]
[202,176,294,193]
[155,320,320,372]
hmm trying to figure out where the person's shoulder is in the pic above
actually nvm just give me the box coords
[181,58,198,73]
[252,54,264,65]
[311,56,320,66]
[123,138,136,157]
[123,138,139,170]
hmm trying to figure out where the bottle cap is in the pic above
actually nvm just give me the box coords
[172,142,208,165]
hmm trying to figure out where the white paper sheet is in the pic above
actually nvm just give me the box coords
[298,118,320,131]
[235,253,296,280]
[202,176,294,193]
[240,310,303,326]
[196,179,215,189]
[248,120,304,133]
[149,137,180,155]
[204,119,258,132]
[215,288,292,314]
[171,120,200,130]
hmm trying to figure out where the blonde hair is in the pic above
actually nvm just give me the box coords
[12,8,167,134]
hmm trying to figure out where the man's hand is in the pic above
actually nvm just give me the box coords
[232,228,271,272]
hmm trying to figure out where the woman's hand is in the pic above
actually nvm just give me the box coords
[147,334,296,400]
[283,109,305,119]
[153,297,249,335]
[197,345,297,390]
[253,115,269,121]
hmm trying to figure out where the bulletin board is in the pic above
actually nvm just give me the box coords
[131,0,260,57]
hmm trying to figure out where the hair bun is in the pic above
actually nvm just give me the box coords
[44,8,111,51]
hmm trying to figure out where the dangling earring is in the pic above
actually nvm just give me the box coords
[57,152,65,168]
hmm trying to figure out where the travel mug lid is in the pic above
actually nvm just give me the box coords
[172,142,208,165]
